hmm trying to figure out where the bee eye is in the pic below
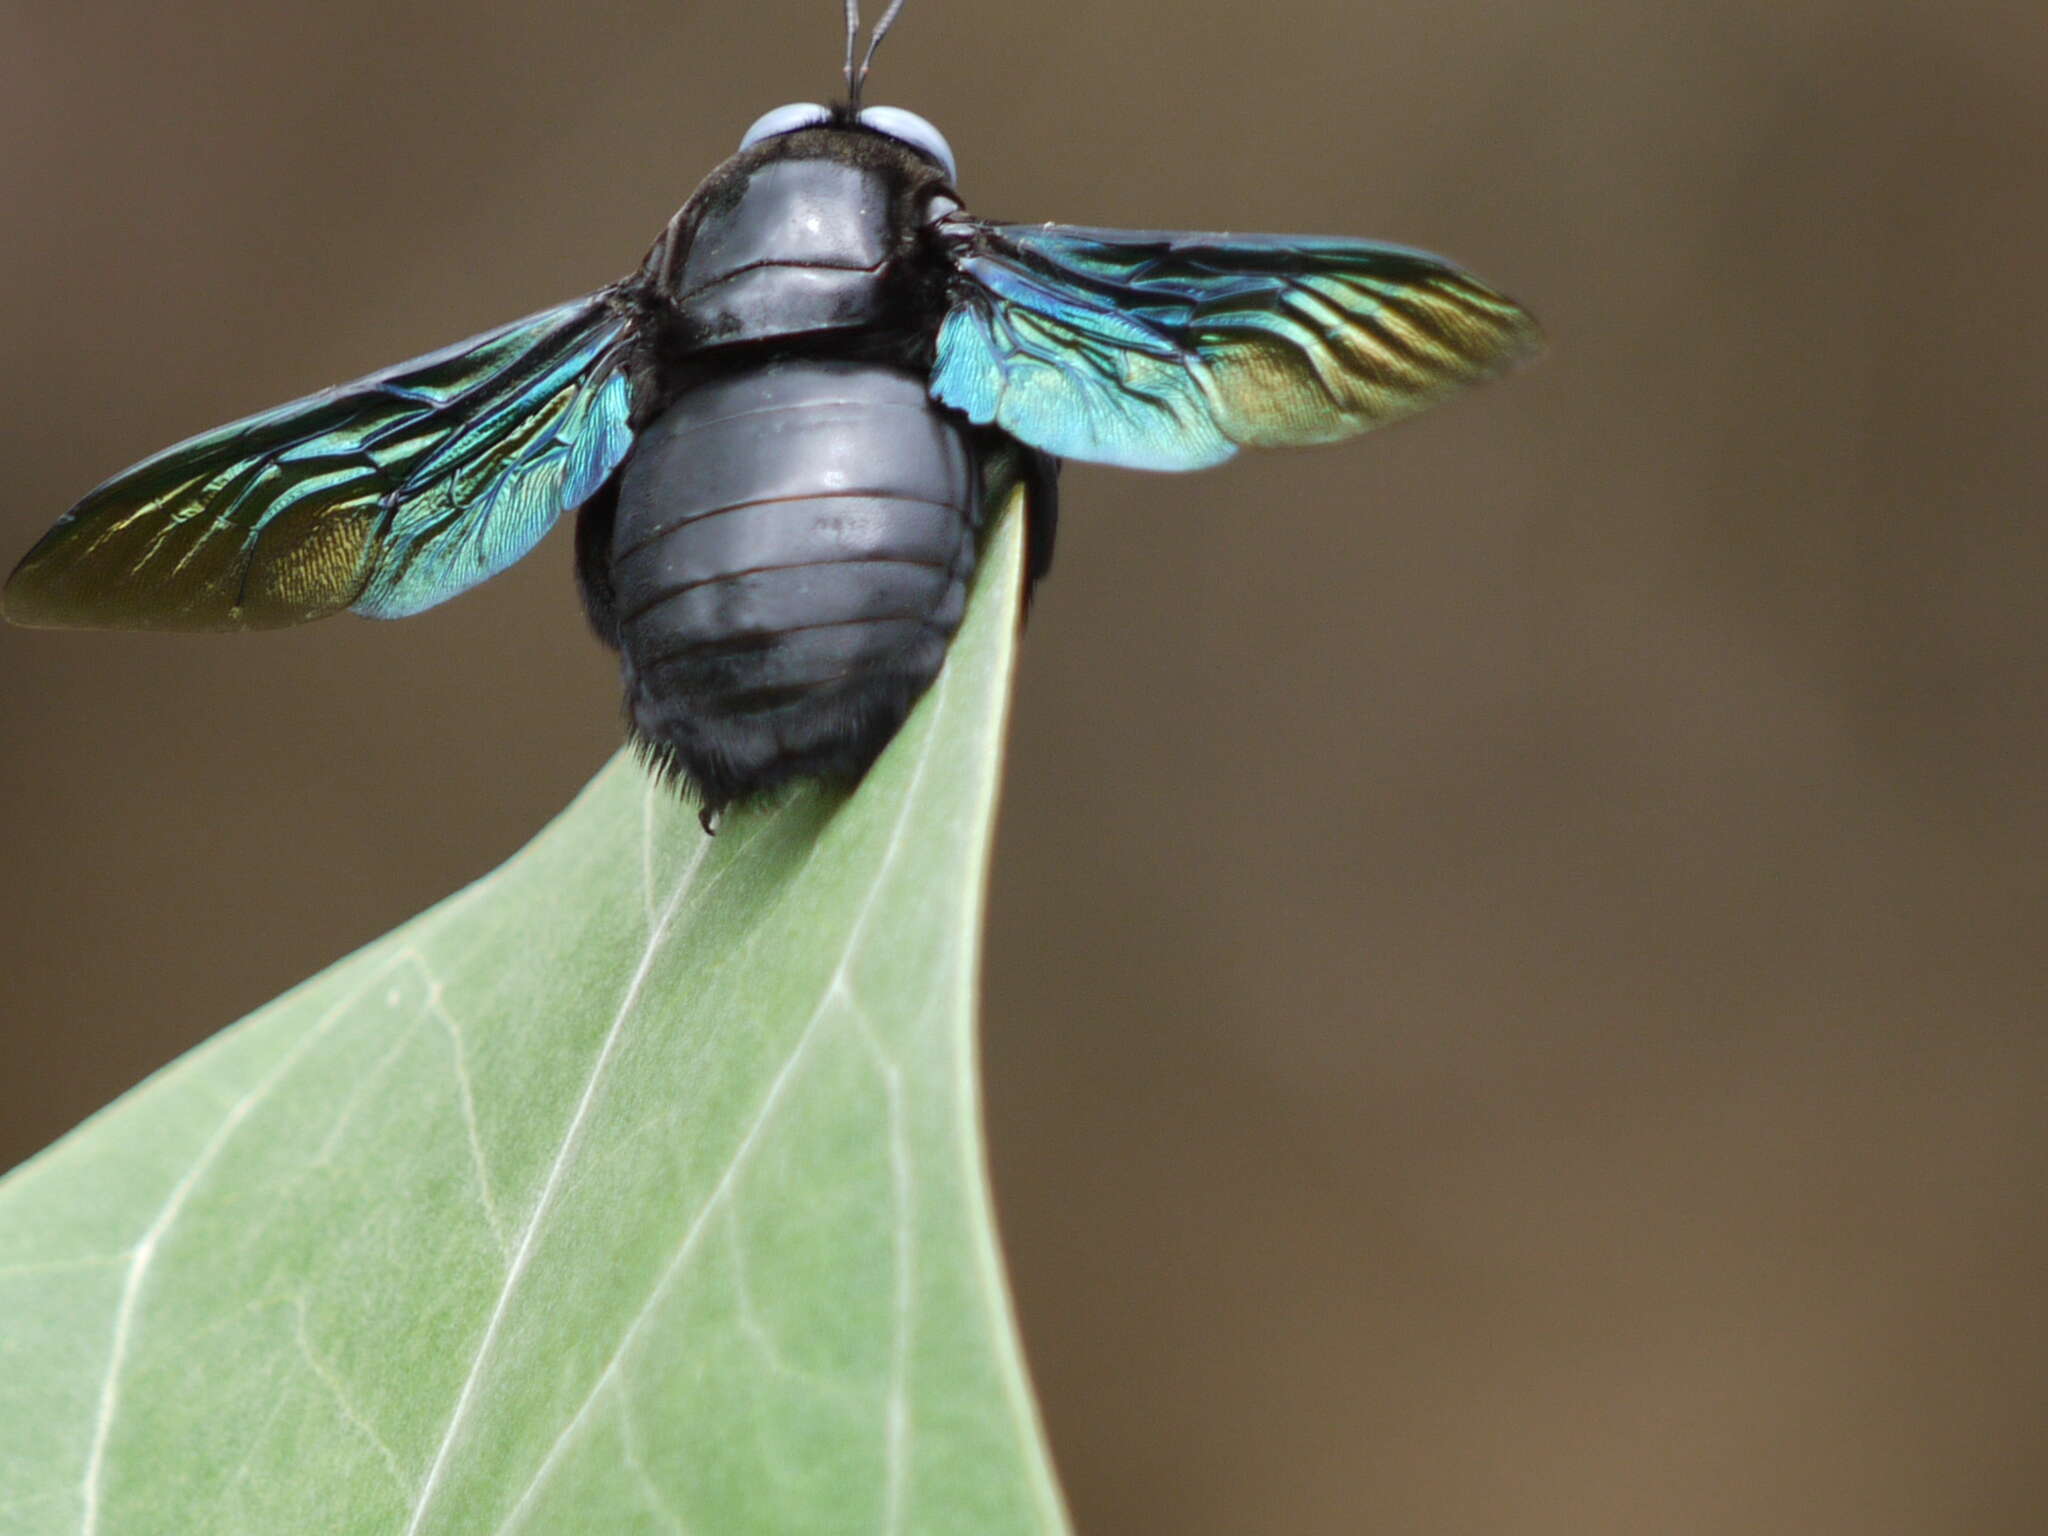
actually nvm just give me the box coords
[738,102,832,150]
[857,106,957,182]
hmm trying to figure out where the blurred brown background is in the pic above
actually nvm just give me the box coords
[4,0,2045,1530]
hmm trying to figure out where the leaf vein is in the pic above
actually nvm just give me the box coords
[293,1296,414,1499]
[849,998,918,1536]
[419,971,510,1259]
[494,652,958,1534]
[402,830,715,1536]
[78,960,391,1536]
[617,1393,689,1536]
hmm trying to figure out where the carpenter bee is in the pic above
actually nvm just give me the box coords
[4,0,1541,831]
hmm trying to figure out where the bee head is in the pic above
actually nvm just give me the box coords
[736,102,956,184]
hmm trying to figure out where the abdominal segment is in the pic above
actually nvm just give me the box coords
[608,358,979,815]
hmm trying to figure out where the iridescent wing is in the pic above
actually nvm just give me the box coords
[929,216,1541,471]
[4,294,638,630]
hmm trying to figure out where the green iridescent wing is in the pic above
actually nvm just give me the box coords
[4,294,637,630]
[929,216,1541,471]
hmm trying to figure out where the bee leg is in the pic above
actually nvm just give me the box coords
[573,477,625,649]
[1021,448,1061,595]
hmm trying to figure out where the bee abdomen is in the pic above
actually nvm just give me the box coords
[610,360,979,813]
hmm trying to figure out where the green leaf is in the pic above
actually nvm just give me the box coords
[0,502,1067,1534]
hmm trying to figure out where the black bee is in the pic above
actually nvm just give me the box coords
[4,0,1540,830]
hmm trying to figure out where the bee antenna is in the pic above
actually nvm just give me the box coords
[852,0,908,106]
[843,0,861,103]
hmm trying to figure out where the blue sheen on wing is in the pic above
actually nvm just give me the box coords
[3,295,638,631]
[929,217,1542,472]
[932,251,1236,471]
[352,342,635,618]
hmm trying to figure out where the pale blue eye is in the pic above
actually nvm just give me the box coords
[738,102,832,151]
[857,106,957,182]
